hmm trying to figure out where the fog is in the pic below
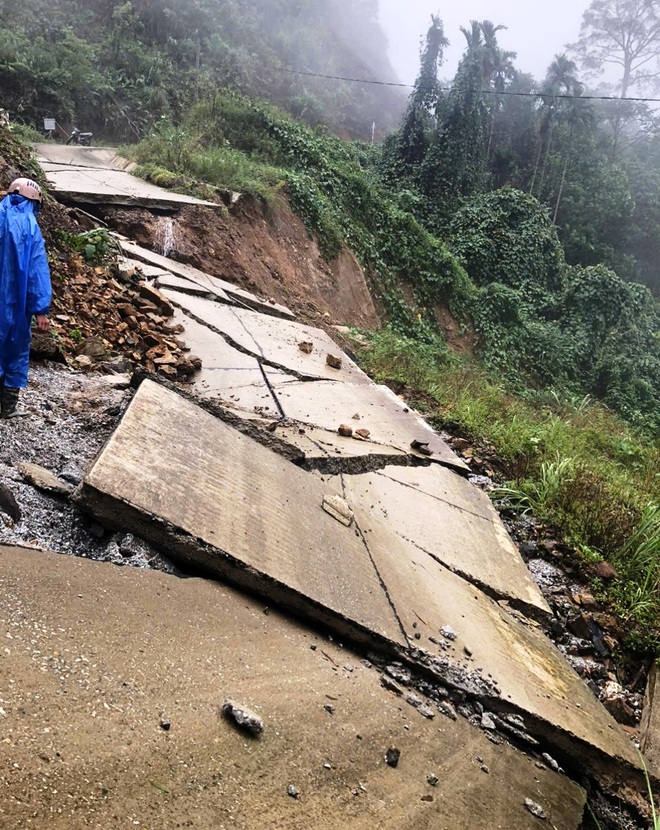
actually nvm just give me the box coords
[378,0,590,85]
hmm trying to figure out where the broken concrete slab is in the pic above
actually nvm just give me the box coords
[373,464,503,523]
[34,143,137,171]
[116,238,295,320]
[357,515,641,779]
[269,377,468,473]
[39,163,220,211]
[272,422,408,466]
[0,546,586,829]
[169,309,281,413]
[160,290,371,384]
[78,380,405,648]
[343,467,550,618]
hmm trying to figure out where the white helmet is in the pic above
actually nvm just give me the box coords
[8,177,43,204]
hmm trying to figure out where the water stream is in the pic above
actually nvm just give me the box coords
[155,217,177,257]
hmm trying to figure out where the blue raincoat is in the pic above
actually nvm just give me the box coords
[0,194,52,388]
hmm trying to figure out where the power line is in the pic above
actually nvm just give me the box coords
[280,66,660,104]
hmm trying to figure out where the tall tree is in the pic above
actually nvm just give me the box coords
[570,0,660,155]
[571,0,660,97]
[396,15,448,166]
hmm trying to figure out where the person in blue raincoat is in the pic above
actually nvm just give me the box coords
[0,178,52,418]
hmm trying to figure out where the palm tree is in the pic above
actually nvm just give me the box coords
[530,54,581,198]
[479,21,517,160]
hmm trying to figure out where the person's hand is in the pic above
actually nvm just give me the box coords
[35,314,50,332]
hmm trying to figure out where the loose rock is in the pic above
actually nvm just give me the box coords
[524,799,547,819]
[326,354,343,370]
[221,699,264,736]
[385,746,401,768]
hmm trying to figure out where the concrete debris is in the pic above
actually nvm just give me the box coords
[326,354,342,370]
[16,462,74,497]
[221,699,264,736]
[410,439,433,456]
[298,341,313,354]
[321,494,354,527]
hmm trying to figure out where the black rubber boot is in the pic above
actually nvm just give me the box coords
[1,386,26,419]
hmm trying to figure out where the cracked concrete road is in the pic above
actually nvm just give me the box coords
[0,545,586,830]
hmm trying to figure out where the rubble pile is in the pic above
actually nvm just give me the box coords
[42,250,202,380]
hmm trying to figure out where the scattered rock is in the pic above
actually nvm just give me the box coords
[287,785,300,799]
[16,462,73,497]
[298,341,313,354]
[337,424,353,437]
[0,482,21,523]
[427,773,439,787]
[524,798,546,820]
[221,699,264,736]
[385,746,401,768]
[326,354,343,370]
[139,282,174,316]
[354,428,371,440]
[438,701,457,721]
[324,703,335,714]
[594,561,619,580]
[159,715,171,731]
[411,439,432,456]
[418,705,435,720]
[541,753,560,772]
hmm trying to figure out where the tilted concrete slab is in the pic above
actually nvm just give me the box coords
[160,290,371,384]
[357,517,641,777]
[116,238,295,320]
[78,380,405,649]
[0,546,586,830]
[39,163,220,211]
[343,467,550,619]
[269,377,468,473]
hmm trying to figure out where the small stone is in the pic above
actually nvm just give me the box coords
[354,428,371,439]
[160,716,171,731]
[406,694,423,709]
[524,799,546,820]
[326,354,343,370]
[541,753,559,772]
[463,646,473,657]
[222,700,264,735]
[74,354,93,368]
[411,439,433,456]
[440,625,457,641]
[310,644,317,651]
[385,746,401,768]
[352,413,361,420]
[324,703,335,714]
[287,785,300,799]
[418,705,435,720]
[298,341,313,354]
[438,701,457,721]
[481,765,490,774]
[344,664,354,673]
[427,773,439,787]
[481,712,497,730]
[323,763,332,770]
[421,795,434,802]
[337,424,353,437]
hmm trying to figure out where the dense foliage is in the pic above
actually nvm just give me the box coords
[0,0,404,140]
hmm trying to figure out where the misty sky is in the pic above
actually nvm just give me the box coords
[378,0,590,85]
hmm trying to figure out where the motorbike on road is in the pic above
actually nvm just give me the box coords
[66,128,93,146]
